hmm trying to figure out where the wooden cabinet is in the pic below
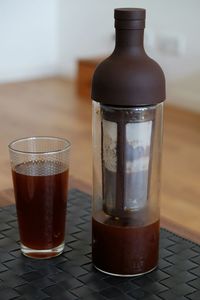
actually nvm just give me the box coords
[76,58,103,98]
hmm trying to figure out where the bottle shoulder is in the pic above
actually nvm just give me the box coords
[94,52,164,79]
[91,51,165,106]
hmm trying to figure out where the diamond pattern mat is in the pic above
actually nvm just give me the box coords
[0,189,199,300]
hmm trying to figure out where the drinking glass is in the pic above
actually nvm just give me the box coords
[8,136,71,259]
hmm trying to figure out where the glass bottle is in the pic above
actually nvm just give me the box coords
[92,8,166,276]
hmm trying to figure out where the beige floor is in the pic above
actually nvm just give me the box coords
[0,78,200,241]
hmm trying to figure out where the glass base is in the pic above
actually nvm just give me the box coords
[94,264,157,277]
[21,242,65,259]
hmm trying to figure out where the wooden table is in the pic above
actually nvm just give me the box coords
[0,78,200,244]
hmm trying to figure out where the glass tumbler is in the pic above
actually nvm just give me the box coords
[8,136,71,259]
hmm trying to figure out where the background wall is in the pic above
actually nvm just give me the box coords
[0,0,59,82]
[0,0,200,111]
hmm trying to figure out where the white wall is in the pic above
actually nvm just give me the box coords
[0,0,59,82]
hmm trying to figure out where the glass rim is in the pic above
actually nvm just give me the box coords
[8,136,71,155]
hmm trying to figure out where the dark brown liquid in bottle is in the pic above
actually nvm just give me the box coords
[12,161,68,251]
[92,212,159,275]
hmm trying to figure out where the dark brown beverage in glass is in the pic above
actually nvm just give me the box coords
[92,212,159,275]
[12,161,68,256]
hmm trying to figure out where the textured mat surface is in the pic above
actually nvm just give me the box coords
[0,189,199,300]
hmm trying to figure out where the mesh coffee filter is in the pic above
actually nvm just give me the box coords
[101,105,155,216]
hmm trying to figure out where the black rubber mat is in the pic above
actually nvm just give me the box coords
[0,189,199,300]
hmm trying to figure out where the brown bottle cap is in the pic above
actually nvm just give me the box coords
[115,8,146,29]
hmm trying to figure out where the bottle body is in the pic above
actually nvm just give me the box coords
[92,100,163,276]
[91,7,166,277]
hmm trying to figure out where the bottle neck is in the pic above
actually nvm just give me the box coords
[114,29,145,54]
